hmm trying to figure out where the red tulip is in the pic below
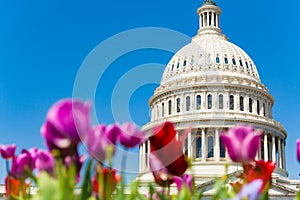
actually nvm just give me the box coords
[149,122,188,186]
[243,160,275,192]
[5,176,29,199]
[92,168,121,199]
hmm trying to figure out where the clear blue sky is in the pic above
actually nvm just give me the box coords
[0,0,300,183]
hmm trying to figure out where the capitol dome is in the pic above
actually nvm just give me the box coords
[137,0,300,197]
[161,34,260,86]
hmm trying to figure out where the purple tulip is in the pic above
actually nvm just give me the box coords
[35,150,54,175]
[23,147,39,163]
[41,99,91,152]
[297,140,300,162]
[233,179,263,200]
[118,122,146,148]
[0,144,16,160]
[85,124,119,161]
[173,174,193,193]
[11,151,34,179]
[220,125,262,163]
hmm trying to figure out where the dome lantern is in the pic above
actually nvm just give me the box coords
[197,0,222,35]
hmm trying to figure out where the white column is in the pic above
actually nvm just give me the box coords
[188,131,192,158]
[216,15,219,27]
[257,140,261,160]
[272,135,276,163]
[201,128,206,162]
[215,128,220,161]
[282,140,286,169]
[277,138,282,168]
[143,142,146,170]
[147,140,150,169]
[264,133,268,161]
[139,144,143,171]
[206,12,209,27]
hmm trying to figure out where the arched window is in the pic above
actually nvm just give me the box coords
[216,57,220,64]
[224,57,228,64]
[246,62,249,69]
[183,60,187,67]
[196,95,201,110]
[171,64,174,71]
[207,94,212,109]
[186,96,191,111]
[240,96,244,111]
[219,94,223,109]
[249,98,253,113]
[162,103,165,117]
[168,100,172,115]
[232,58,236,65]
[176,98,180,113]
[239,60,243,67]
[177,61,180,69]
[220,140,226,158]
[207,136,214,158]
[229,95,234,110]
[196,137,202,158]
[263,103,266,116]
[257,100,260,115]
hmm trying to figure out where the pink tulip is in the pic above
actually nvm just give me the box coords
[297,139,300,162]
[11,151,34,179]
[0,144,16,160]
[41,99,91,152]
[220,125,262,163]
[173,174,194,193]
[85,124,119,161]
[118,122,146,148]
[35,150,55,175]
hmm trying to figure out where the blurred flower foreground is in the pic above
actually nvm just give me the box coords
[0,99,299,200]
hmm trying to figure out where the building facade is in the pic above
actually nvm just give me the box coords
[137,0,300,198]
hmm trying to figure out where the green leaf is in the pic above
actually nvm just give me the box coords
[32,172,62,200]
[80,159,93,200]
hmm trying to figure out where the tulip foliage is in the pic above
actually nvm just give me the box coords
[0,98,297,200]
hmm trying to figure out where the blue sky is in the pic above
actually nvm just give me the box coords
[0,0,300,183]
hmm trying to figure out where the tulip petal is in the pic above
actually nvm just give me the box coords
[297,139,300,162]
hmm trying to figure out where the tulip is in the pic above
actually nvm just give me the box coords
[173,174,194,193]
[5,176,29,199]
[220,125,262,163]
[35,150,55,175]
[41,99,91,153]
[149,122,188,186]
[85,124,119,161]
[118,122,146,148]
[0,144,16,160]
[92,167,121,199]
[11,151,34,179]
[297,139,300,162]
[243,160,275,192]
[232,179,263,200]
[149,153,174,187]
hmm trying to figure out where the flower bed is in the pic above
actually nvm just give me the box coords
[0,99,299,200]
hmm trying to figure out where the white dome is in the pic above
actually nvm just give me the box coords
[161,33,260,85]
